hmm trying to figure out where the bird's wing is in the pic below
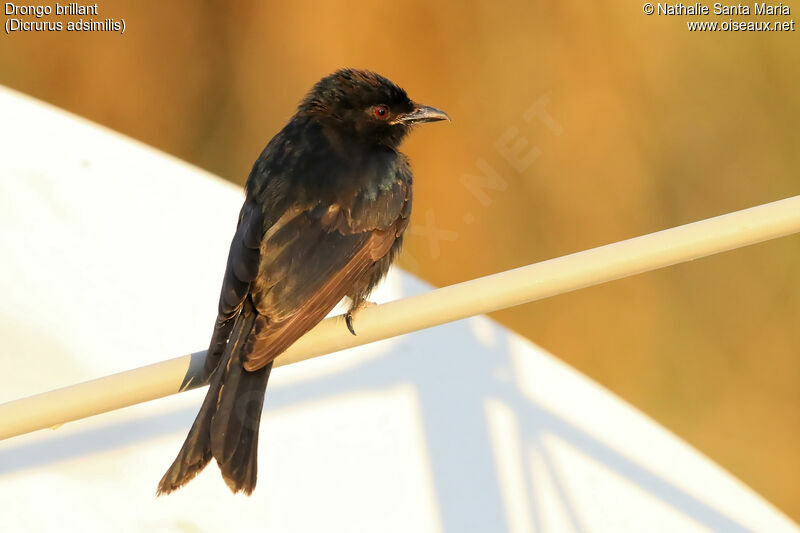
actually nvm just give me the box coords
[203,199,265,375]
[242,177,410,371]
[239,170,410,372]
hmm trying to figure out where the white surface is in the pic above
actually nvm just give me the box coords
[0,86,796,533]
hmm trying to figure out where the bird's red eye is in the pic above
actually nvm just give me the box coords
[373,105,389,119]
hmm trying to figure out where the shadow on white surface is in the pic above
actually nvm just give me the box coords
[0,275,757,532]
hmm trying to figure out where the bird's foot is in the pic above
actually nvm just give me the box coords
[345,301,377,336]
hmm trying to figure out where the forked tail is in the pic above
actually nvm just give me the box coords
[157,299,272,495]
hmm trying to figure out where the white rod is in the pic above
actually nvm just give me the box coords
[2,195,800,441]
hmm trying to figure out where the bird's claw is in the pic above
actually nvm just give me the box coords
[345,312,357,336]
[344,301,377,336]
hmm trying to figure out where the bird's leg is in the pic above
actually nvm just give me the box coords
[345,300,377,336]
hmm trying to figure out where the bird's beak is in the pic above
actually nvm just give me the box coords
[395,104,450,125]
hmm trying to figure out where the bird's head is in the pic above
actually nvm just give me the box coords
[299,69,449,148]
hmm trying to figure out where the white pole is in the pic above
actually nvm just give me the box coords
[2,195,800,441]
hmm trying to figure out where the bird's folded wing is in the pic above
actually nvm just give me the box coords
[241,195,405,371]
[204,200,264,375]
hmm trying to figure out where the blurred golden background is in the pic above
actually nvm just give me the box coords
[2,0,798,520]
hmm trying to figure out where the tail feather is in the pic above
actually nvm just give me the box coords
[157,300,272,496]
[156,361,223,495]
[211,351,271,494]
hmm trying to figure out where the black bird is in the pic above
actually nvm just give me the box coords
[157,69,448,495]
